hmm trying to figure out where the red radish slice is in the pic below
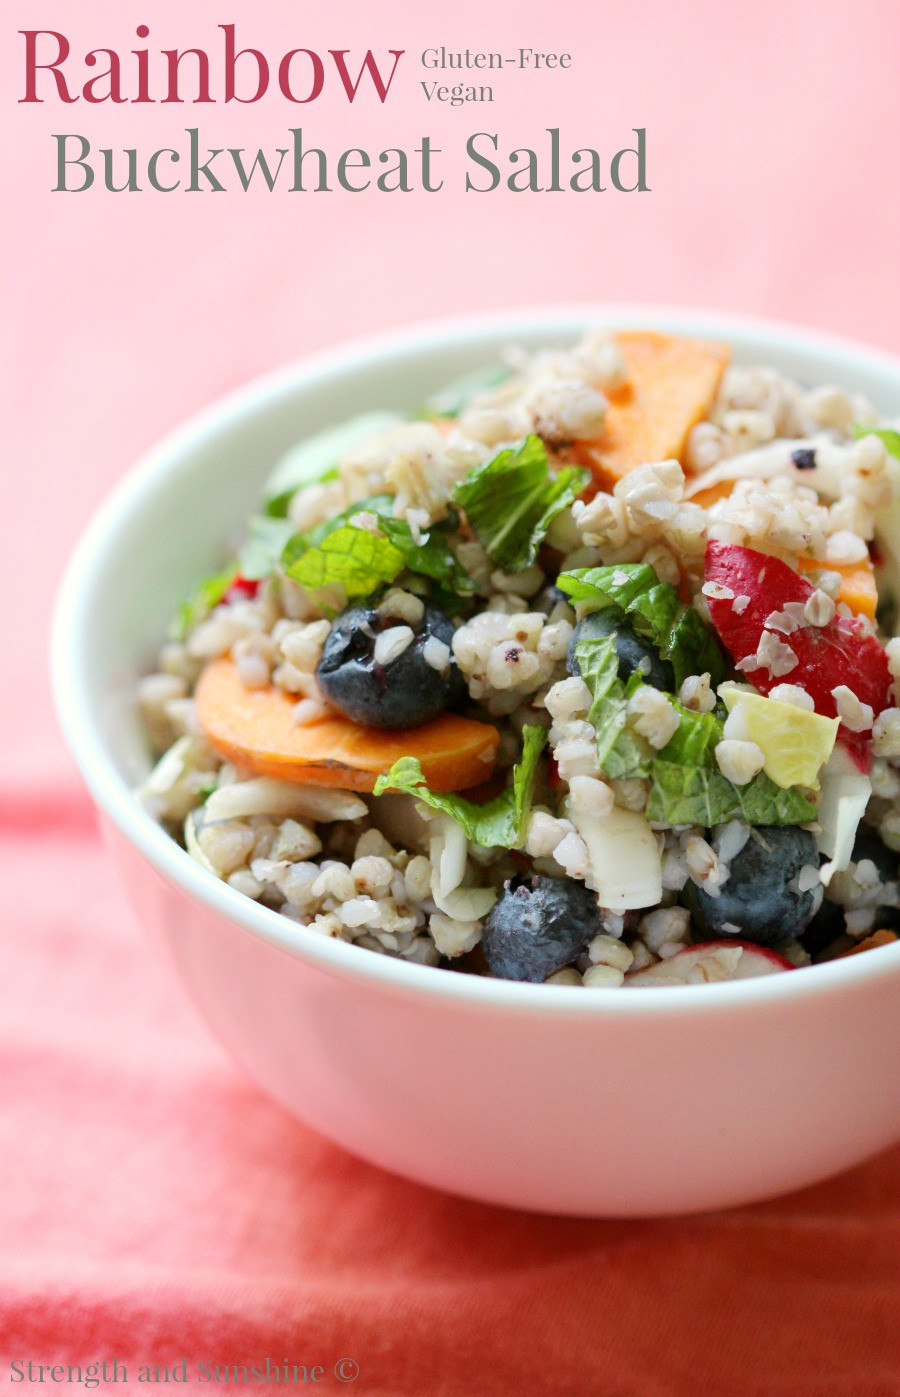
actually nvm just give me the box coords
[625,940,794,986]
[703,540,891,768]
[701,941,793,975]
[224,575,260,603]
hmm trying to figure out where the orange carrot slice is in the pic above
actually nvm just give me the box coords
[195,658,500,793]
[686,479,736,511]
[573,331,731,492]
[839,929,898,957]
[798,554,878,621]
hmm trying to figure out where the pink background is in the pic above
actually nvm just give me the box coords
[4,2,900,1391]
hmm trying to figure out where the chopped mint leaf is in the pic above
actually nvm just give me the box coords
[304,494,394,548]
[557,563,724,689]
[559,562,671,615]
[237,516,295,580]
[570,614,813,826]
[280,496,392,573]
[377,509,480,597]
[282,525,405,610]
[262,412,404,508]
[572,621,723,780]
[853,425,900,459]
[264,489,296,519]
[655,701,723,768]
[169,565,238,642]
[666,606,724,689]
[373,725,546,849]
[645,762,816,827]
[283,499,478,607]
[452,435,590,572]
[573,631,649,778]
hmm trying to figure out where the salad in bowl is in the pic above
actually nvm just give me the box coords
[136,328,900,989]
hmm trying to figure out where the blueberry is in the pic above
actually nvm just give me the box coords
[316,603,465,729]
[482,874,603,982]
[682,825,820,948]
[567,609,675,691]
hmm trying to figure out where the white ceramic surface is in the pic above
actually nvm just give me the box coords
[53,307,900,1216]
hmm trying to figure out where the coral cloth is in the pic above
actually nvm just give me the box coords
[1,788,899,1395]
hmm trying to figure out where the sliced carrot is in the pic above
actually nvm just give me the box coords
[195,658,500,793]
[573,331,731,492]
[686,479,736,511]
[798,554,877,621]
[839,929,898,957]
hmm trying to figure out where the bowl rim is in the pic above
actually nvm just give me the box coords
[51,302,900,1017]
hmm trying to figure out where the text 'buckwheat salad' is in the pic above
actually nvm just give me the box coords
[137,330,900,987]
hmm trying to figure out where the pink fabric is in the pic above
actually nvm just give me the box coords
[4,0,900,1390]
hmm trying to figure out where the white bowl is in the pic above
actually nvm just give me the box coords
[52,307,900,1217]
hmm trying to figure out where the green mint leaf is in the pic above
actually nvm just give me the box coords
[264,489,296,520]
[666,605,725,688]
[283,497,477,606]
[280,496,393,573]
[377,509,480,597]
[573,632,650,778]
[558,562,662,613]
[452,435,590,572]
[655,701,723,768]
[572,621,725,779]
[237,515,296,580]
[302,495,394,548]
[645,762,816,827]
[853,425,900,459]
[284,499,478,606]
[571,621,813,826]
[373,725,546,849]
[735,773,818,825]
[557,563,724,688]
[282,525,405,610]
